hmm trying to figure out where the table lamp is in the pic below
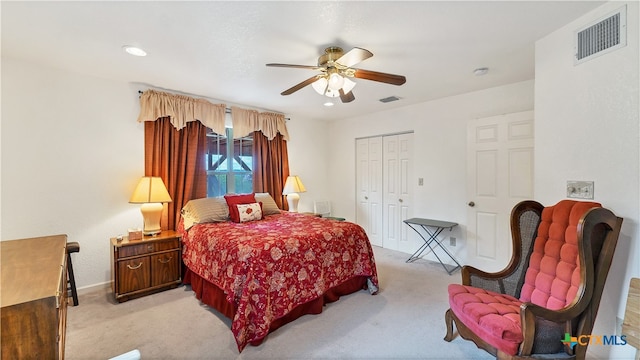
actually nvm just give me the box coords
[282,175,306,212]
[129,177,172,236]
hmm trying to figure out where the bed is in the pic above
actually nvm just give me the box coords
[178,193,378,352]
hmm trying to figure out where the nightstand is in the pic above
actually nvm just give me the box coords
[111,230,181,302]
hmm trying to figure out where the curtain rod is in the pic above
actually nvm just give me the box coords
[137,90,290,120]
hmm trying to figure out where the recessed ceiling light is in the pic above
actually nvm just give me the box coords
[473,67,489,76]
[122,45,147,57]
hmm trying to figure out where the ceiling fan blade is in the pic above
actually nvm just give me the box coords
[281,76,320,96]
[266,63,322,70]
[336,47,373,68]
[353,69,406,85]
[339,89,355,103]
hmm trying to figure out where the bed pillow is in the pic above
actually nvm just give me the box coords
[224,193,257,222]
[181,196,229,230]
[254,192,281,215]
[237,202,263,223]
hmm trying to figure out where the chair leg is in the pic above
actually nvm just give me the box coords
[444,308,456,341]
[67,254,79,306]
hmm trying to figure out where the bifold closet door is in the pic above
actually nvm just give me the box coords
[382,133,413,251]
[356,137,383,247]
[356,133,413,250]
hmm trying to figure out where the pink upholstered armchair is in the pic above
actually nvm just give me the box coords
[444,200,623,360]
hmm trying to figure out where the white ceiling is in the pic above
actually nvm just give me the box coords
[2,1,604,121]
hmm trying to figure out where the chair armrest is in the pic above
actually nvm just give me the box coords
[461,265,504,285]
[518,302,584,356]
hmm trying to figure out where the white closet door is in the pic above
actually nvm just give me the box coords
[383,133,413,251]
[356,137,383,247]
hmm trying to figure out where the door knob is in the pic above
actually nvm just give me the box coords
[399,198,403,203]
[365,196,368,200]
[468,201,475,207]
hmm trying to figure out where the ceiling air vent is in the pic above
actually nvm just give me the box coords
[574,5,626,65]
[379,96,400,103]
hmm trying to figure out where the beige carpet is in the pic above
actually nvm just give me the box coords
[65,246,494,359]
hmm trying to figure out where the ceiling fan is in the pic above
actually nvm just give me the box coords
[266,46,406,103]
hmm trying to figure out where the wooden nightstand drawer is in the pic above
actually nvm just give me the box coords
[118,243,156,258]
[117,257,151,294]
[155,239,179,251]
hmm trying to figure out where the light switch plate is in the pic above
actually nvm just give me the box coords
[567,181,594,199]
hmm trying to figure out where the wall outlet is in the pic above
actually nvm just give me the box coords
[567,181,594,199]
[450,237,456,246]
[418,178,424,186]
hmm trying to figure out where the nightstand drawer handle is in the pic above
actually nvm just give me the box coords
[127,262,143,270]
[147,245,154,251]
[158,256,173,264]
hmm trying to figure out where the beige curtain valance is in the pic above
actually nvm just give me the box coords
[231,107,290,141]
[137,90,226,134]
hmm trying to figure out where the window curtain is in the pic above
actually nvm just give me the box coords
[231,107,290,140]
[253,131,290,210]
[138,89,223,230]
[138,89,226,134]
[144,118,208,231]
[137,89,291,222]
[232,107,291,209]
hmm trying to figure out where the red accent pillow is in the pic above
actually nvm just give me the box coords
[224,193,257,223]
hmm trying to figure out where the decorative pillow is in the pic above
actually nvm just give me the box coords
[224,193,257,223]
[237,202,263,223]
[255,192,281,215]
[181,196,229,230]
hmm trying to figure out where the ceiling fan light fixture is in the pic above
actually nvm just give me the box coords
[311,77,328,95]
[328,72,345,91]
[341,77,356,94]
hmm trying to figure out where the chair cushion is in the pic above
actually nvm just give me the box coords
[448,284,523,355]
[449,284,566,355]
[519,200,601,309]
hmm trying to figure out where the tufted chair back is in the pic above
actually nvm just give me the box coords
[519,200,600,309]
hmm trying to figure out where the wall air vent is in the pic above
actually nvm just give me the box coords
[379,96,400,103]
[574,5,626,65]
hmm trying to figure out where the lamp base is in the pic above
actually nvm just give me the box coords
[140,203,163,236]
[286,193,300,212]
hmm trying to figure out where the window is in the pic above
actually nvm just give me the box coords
[206,128,253,197]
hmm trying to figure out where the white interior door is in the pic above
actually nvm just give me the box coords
[466,111,534,272]
[356,137,383,247]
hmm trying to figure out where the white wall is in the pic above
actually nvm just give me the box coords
[535,2,639,359]
[0,57,328,289]
[283,115,330,214]
[327,80,534,263]
[2,57,146,288]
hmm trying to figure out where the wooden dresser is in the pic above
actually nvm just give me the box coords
[1,235,68,360]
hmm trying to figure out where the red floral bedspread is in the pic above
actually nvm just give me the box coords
[180,212,378,351]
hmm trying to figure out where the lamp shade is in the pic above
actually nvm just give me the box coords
[282,176,306,195]
[129,177,172,204]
